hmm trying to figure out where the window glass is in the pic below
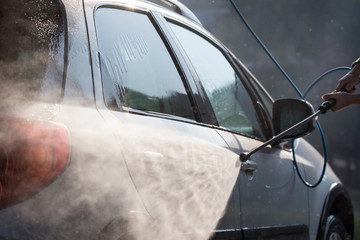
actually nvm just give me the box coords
[95,8,195,120]
[169,23,264,139]
[0,0,65,101]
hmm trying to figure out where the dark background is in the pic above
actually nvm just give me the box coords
[176,0,360,236]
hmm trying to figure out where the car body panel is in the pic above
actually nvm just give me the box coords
[293,138,341,239]
[108,111,241,239]
[216,130,309,238]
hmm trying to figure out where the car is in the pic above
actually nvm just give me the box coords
[0,0,354,239]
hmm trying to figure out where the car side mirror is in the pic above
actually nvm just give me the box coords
[273,98,315,139]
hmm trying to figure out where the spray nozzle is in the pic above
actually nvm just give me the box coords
[318,99,336,114]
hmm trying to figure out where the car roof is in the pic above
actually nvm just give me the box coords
[80,0,202,25]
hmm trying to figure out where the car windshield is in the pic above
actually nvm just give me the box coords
[0,0,65,102]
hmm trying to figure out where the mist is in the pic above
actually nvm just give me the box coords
[0,95,241,239]
[0,1,241,238]
[2,0,360,238]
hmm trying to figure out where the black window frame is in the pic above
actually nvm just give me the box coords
[57,0,69,101]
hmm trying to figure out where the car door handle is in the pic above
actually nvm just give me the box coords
[241,160,257,172]
[241,160,257,179]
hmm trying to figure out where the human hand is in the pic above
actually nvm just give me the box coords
[321,92,360,112]
[335,72,358,93]
[321,62,360,112]
[335,63,360,92]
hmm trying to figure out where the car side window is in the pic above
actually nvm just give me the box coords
[95,8,195,120]
[0,0,65,102]
[169,22,265,139]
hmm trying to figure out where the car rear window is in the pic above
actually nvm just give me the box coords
[0,0,66,102]
[95,8,196,120]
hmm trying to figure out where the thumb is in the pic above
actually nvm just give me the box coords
[321,93,332,100]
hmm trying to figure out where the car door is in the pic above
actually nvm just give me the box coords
[235,64,310,239]
[86,2,242,239]
[167,20,310,239]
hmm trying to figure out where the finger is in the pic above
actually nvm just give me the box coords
[335,81,345,92]
[332,102,344,112]
[336,83,355,92]
[321,93,333,100]
[349,86,357,94]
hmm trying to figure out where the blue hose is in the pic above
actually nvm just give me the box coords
[229,0,350,188]
[303,66,351,98]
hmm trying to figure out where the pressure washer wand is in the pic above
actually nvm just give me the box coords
[240,99,335,162]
